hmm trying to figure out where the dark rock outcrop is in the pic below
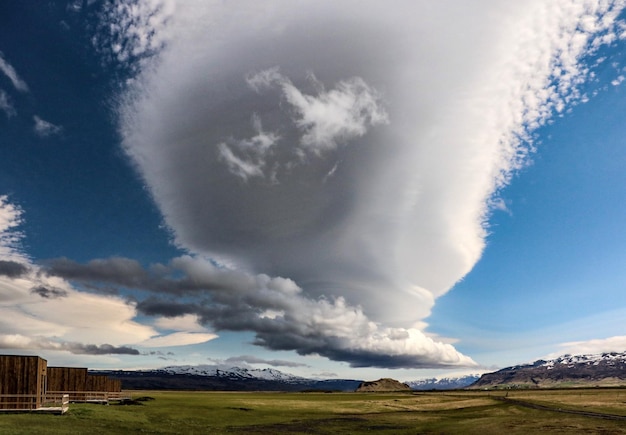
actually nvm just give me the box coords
[355,378,411,392]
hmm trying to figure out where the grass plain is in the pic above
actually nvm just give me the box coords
[0,389,626,434]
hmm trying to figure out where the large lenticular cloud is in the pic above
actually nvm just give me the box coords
[117,0,625,367]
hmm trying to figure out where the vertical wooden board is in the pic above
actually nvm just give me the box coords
[0,355,46,409]
[72,368,88,391]
[47,367,61,391]
[48,367,88,391]
[106,378,122,392]
[86,374,108,391]
[36,357,47,408]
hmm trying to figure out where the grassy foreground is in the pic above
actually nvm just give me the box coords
[1,389,626,434]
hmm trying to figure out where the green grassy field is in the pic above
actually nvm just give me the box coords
[1,389,626,434]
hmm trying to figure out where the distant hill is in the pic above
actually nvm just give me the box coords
[94,365,362,392]
[406,375,481,390]
[95,364,486,392]
[355,378,411,392]
[469,351,626,389]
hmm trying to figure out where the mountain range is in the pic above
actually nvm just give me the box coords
[406,375,481,390]
[94,364,479,392]
[469,351,626,389]
[93,351,626,392]
[94,365,362,392]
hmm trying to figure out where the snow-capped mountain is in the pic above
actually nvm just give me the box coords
[539,352,626,369]
[406,375,481,390]
[159,365,306,383]
[470,351,626,389]
[94,365,362,392]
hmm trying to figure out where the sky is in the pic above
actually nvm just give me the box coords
[0,0,625,382]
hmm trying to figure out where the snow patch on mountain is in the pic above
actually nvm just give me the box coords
[538,351,626,368]
[406,375,481,390]
[159,364,307,383]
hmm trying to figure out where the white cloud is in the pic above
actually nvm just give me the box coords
[0,90,15,117]
[247,68,389,152]
[0,196,158,356]
[91,0,174,77]
[0,52,29,92]
[147,314,219,347]
[547,335,626,358]
[611,74,625,85]
[217,114,280,180]
[140,331,218,347]
[223,355,309,368]
[0,196,25,260]
[154,313,207,332]
[33,115,63,137]
[116,1,626,367]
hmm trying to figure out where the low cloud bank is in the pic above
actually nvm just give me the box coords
[46,255,476,369]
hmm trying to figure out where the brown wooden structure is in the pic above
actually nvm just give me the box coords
[47,367,123,402]
[0,356,124,409]
[0,355,47,410]
[47,367,88,392]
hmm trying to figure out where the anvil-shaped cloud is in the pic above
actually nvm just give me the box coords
[113,0,624,368]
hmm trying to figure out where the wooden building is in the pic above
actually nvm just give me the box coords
[85,374,109,392]
[0,355,47,410]
[47,367,88,392]
[0,356,124,408]
[47,367,122,402]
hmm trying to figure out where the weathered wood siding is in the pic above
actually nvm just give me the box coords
[48,367,121,402]
[85,374,109,392]
[47,367,88,392]
[106,378,121,393]
[0,355,47,409]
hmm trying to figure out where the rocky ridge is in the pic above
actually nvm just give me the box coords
[356,378,412,392]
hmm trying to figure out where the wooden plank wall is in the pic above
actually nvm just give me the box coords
[48,367,121,393]
[47,367,88,391]
[106,378,122,393]
[0,355,47,409]
[86,375,109,392]
[1,357,122,408]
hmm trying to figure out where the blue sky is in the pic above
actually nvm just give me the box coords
[0,0,625,381]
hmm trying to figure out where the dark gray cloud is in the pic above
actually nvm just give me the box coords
[44,254,476,369]
[0,335,140,355]
[136,297,200,317]
[30,285,68,299]
[45,256,233,295]
[70,343,140,355]
[0,260,29,278]
[45,257,149,289]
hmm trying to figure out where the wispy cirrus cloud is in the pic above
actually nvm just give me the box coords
[217,113,281,181]
[91,0,174,79]
[33,115,63,138]
[0,90,15,117]
[0,51,29,92]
